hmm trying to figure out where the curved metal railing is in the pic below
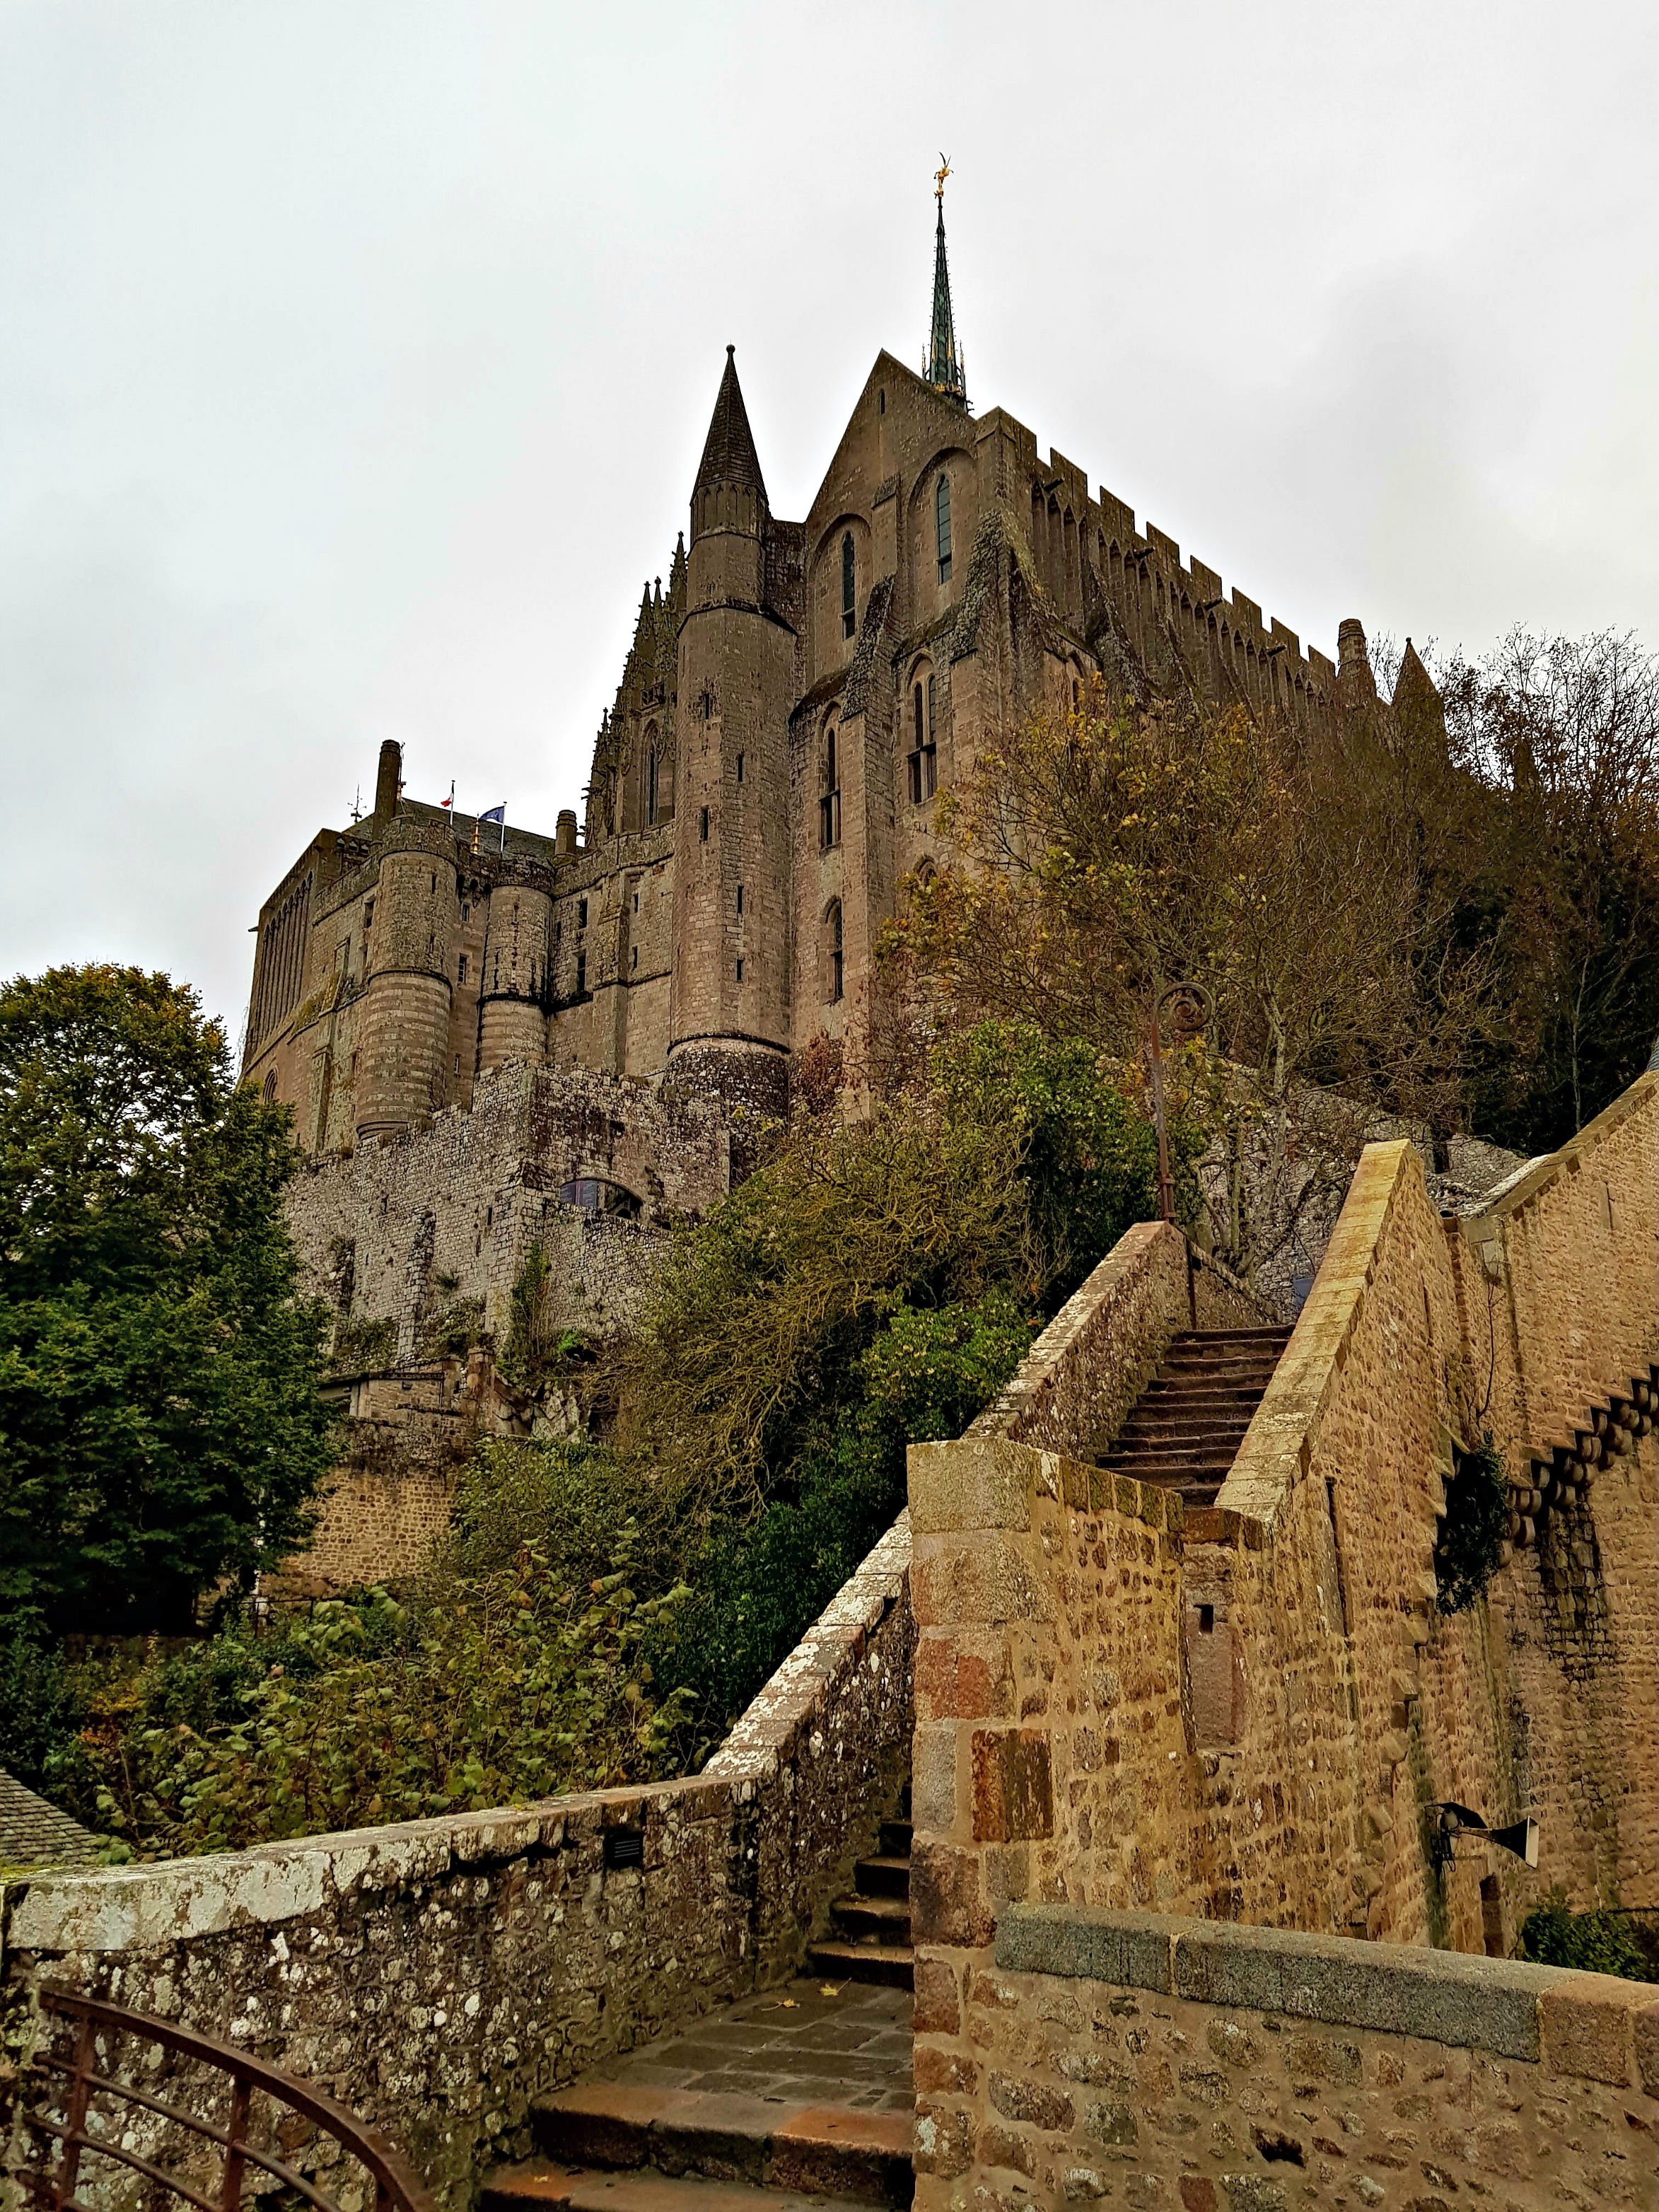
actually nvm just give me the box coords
[13,1983,436,2212]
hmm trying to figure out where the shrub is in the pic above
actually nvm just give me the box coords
[1520,1889,1658,1982]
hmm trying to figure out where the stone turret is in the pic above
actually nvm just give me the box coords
[668,349,797,1121]
[1337,617,1378,708]
[354,822,458,1139]
[477,880,552,1071]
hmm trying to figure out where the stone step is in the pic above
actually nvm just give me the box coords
[1168,1327,1292,1346]
[1113,1421,1255,1448]
[878,1817,912,1857]
[803,1938,916,1990]
[852,1854,911,1899]
[830,1892,912,1943]
[532,2085,912,2206]
[481,2160,883,2212]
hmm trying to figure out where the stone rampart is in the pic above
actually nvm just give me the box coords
[913,1903,1658,2210]
[0,1510,914,2208]
[906,1078,1657,2132]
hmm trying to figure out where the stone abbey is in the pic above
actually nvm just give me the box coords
[238,198,1443,1570]
[242,204,1416,1191]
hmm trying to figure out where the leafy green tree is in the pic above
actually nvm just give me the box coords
[0,965,335,1629]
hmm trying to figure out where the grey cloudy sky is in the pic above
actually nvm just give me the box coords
[2,0,1654,1037]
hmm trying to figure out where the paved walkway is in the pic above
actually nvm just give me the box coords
[586,1978,913,2117]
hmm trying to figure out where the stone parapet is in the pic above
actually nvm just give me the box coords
[0,1515,916,2208]
[909,1904,1658,2210]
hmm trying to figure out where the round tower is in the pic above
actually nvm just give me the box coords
[477,880,552,1071]
[354,826,458,1139]
[669,347,796,1122]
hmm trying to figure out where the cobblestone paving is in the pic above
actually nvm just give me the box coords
[590,1979,913,2117]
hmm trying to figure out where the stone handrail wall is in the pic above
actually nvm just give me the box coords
[0,1518,914,2209]
[967,1221,1268,1458]
[912,1902,1658,2209]
[1450,1069,1658,1472]
[907,1087,1658,2120]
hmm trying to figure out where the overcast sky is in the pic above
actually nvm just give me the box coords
[2,0,1654,1037]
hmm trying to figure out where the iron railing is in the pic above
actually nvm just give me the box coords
[12,1984,436,2212]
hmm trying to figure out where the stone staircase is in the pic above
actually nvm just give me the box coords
[481,1799,916,2211]
[805,1801,913,1989]
[1092,1326,1293,1507]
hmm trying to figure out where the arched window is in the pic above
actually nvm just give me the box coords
[262,1070,277,1105]
[936,474,953,584]
[646,746,658,825]
[841,532,856,639]
[825,900,844,1003]
[907,667,937,806]
[820,718,842,848]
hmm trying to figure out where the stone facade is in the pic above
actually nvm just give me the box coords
[905,1073,1657,2187]
[231,214,1450,1582]
[916,1904,1658,2210]
[0,1510,914,2208]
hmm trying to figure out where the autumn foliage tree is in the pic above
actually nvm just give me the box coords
[887,680,1491,1286]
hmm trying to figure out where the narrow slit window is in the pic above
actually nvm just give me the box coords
[736,884,744,914]
[827,901,844,1003]
[646,750,658,825]
[841,531,856,638]
[735,752,745,784]
[936,473,952,583]
[699,806,709,842]
[576,952,587,994]
[736,957,744,982]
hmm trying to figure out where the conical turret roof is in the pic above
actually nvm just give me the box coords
[694,346,768,508]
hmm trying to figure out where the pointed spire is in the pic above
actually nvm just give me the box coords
[1391,637,1446,752]
[926,161,967,405]
[693,346,768,509]
[670,531,687,595]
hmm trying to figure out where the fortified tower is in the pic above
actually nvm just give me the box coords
[668,349,803,1120]
[354,769,460,1141]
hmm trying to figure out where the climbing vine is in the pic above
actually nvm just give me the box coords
[1433,1431,1509,1613]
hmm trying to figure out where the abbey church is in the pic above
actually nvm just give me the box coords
[240,196,1433,1578]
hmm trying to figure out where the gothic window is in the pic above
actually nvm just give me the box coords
[820,719,842,849]
[842,531,856,639]
[646,742,659,825]
[825,900,844,1003]
[907,668,937,806]
[936,474,953,584]
[262,1071,277,1105]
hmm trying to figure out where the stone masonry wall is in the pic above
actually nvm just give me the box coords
[0,1508,914,2210]
[906,1077,1657,2180]
[914,1904,1658,2211]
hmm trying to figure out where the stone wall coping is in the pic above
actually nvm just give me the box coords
[1213,1140,1420,1532]
[967,1221,1177,1443]
[995,1905,1658,2076]
[702,1510,911,1779]
[1456,1068,1655,1242]
[5,1512,919,1957]
[1,1776,738,1956]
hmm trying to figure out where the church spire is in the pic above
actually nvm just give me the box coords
[925,156,967,406]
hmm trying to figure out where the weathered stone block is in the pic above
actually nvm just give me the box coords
[971,1730,1055,1843]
